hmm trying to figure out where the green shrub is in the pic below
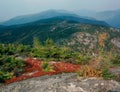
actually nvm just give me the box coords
[32,38,74,61]
[111,55,120,66]
[77,55,91,65]
[0,71,13,82]
[102,68,115,79]
[41,62,54,72]
[0,56,25,78]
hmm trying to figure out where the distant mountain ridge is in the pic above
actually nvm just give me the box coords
[75,9,120,28]
[1,9,120,28]
[1,9,107,27]
[0,16,119,52]
[0,25,5,29]
[27,16,109,27]
[1,10,79,26]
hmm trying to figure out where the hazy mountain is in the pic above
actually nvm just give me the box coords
[1,10,80,26]
[0,25,5,29]
[76,9,120,28]
[96,10,120,28]
[0,25,3,28]
[1,9,120,28]
[94,10,120,19]
[74,9,96,17]
[106,14,120,29]
[1,9,104,26]
[32,16,108,26]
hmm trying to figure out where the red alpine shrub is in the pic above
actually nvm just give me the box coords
[5,58,80,84]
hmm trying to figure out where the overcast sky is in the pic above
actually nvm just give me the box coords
[0,0,120,22]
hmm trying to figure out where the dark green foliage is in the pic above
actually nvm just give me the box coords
[0,71,13,82]
[111,55,120,66]
[0,43,27,82]
[76,55,91,65]
[0,56,25,82]
[32,38,92,65]
[41,62,54,72]
[0,18,118,45]
[0,44,15,55]
[32,38,73,61]
[0,43,31,57]
[102,68,115,79]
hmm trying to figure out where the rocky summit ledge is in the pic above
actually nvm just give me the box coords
[0,73,120,92]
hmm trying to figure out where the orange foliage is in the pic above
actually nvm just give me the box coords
[78,65,102,77]
[98,33,109,47]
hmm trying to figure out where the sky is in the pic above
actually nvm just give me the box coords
[0,0,120,22]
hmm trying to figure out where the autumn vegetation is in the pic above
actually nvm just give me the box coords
[0,33,120,84]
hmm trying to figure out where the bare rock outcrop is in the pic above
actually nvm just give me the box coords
[0,73,120,92]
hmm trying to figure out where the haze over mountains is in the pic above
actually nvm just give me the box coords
[0,10,106,26]
[75,9,120,28]
[0,9,120,29]
[1,10,77,26]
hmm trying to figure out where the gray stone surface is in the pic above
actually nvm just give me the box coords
[0,73,120,92]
